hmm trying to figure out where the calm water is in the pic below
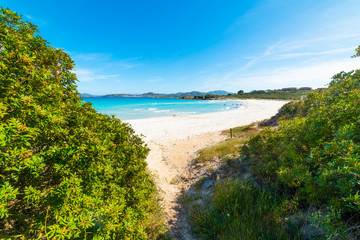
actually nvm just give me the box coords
[82,97,245,120]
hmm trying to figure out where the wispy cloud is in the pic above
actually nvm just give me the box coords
[148,77,164,83]
[74,53,141,70]
[203,58,360,91]
[278,32,360,52]
[75,53,111,61]
[23,14,46,26]
[72,53,142,84]
[252,58,360,86]
[217,40,284,81]
[75,68,121,82]
[275,47,355,59]
[24,14,33,20]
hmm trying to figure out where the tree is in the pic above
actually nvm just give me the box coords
[237,90,244,94]
[0,8,163,239]
[353,46,360,58]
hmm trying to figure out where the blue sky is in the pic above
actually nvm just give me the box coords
[3,0,360,94]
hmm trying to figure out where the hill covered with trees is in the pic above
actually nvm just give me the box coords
[180,88,315,100]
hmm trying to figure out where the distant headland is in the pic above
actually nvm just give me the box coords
[82,87,315,100]
[81,90,233,98]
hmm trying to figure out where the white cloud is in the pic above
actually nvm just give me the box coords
[23,14,46,26]
[216,58,360,91]
[75,53,106,61]
[148,77,164,83]
[197,27,360,91]
[72,54,142,84]
[275,47,355,59]
[75,68,121,82]
[24,14,33,20]
[214,41,284,82]
[74,53,141,70]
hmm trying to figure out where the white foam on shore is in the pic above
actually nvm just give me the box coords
[125,99,288,145]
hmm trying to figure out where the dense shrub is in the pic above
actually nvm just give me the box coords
[243,68,360,221]
[0,8,164,239]
[260,100,307,127]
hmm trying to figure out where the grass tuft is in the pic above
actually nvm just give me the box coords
[189,179,302,239]
[196,138,243,163]
[221,123,259,139]
[196,124,258,164]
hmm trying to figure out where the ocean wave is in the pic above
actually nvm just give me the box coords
[154,110,171,113]
[179,111,198,114]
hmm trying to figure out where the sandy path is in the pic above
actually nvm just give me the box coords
[145,132,227,237]
[125,99,288,238]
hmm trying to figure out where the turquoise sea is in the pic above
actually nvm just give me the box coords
[82,97,245,120]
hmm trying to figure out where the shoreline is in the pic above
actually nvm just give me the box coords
[125,99,289,145]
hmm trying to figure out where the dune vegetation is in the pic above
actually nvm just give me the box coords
[0,8,166,239]
[185,57,360,239]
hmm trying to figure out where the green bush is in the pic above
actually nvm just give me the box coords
[243,68,360,222]
[0,8,164,239]
[260,100,307,126]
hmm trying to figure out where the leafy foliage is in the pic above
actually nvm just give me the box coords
[0,8,164,239]
[353,46,360,58]
[243,68,360,229]
[259,100,307,127]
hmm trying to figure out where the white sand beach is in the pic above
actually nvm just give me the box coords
[126,99,288,144]
[124,99,288,237]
